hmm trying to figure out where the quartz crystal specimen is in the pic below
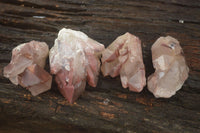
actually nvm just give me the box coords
[101,33,146,92]
[4,41,52,96]
[147,36,189,98]
[49,28,105,103]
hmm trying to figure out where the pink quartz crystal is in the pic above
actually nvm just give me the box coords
[147,36,189,98]
[4,41,52,96]
[101,33,146,92]
[49,28,105,103]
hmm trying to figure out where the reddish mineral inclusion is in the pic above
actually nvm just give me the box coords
[101,33,146,92]
[49,28,105,103]
[4,41,52,96]
[147,36,189,98]
[18,64,52,96]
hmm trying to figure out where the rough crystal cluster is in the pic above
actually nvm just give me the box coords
[101,33,146,92]
[49,28,105,103]
[147,36,189,98]
[4,41,52,96]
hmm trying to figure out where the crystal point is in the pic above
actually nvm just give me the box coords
[49,28,105,103]
[4,41,52,96]
[147,36,189,98]
[101,32,146,92]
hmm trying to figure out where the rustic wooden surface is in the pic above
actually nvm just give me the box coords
[0,0,200,132]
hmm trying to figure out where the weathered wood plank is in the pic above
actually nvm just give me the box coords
[0,0,200,132]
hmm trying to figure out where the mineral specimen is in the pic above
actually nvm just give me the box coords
[147,36,189,98]
[101,33,146,92]
[49,28,105,103]
[4,41,52,96]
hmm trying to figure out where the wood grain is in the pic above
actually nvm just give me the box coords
[0,0,200,132]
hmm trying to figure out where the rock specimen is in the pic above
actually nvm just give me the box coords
[4,41,52,96]
[101,33,146,92]
[49,28,105,103]
[147,36,189,98]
